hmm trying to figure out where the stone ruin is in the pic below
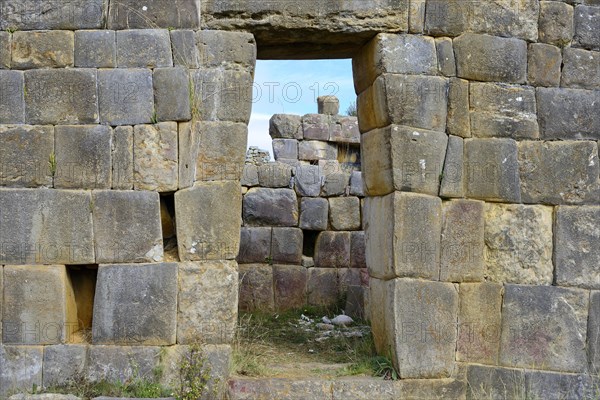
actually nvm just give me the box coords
[0,0,598,398]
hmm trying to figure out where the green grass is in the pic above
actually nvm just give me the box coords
[36,376,171,399]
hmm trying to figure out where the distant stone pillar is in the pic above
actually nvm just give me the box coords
[317,95,340,115]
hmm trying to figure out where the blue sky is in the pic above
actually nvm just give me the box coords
[248,59,356,152]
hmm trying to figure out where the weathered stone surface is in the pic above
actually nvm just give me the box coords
[589,291,600,373]
[331,378,396,399]
[0,0,104,30]
[539,1,574,46]
[87,346,160,383]
[228,377,333,400]
[500,284,589,372]
[93,263,177,345]
[454,33,527,84]
[329,197,361,231]
[10,395,80,400]
[0,31,9,69]
[350,231,367,269]
[439,135,465,198]
[257,162,292,188]
[75,30,116,68]
[239,264,274,312]
[238,227,271,264]
[11,31,73,69]
[331,116,360,143]
[555,206,600,289]
[307,268,341,306]
[446,78,470,138]
[54,125,111,189]
[294,165,321,197]
[321,171,350,197]
[271,227,303,264]
[457,282,502,364]
[3,265,76,344]
[116,29,172,68]
[170,30,200,68]
[484,203,553,285]
[0,189,94,265]
[314,231,351,268]
[270,114,303,139]
[0,125,53,187]
[518,140,599,204]
[349,171,364,196]
[302,114,332,141]
[241,164,259,187]
[298,140,337,161]
[435,37,455,76]
[42,345,87,387]
[133,122,178,192]
[98,69,153,125]
[108,0,200,29]
[440,200,484,282]
[243,188,298,227]
[317,95,339,115]
[0,70,24,124]
[197,30,256,71]
[466,365,525,400]
[574,5,600,51]
[272,139,298,160]
[176,181,241,260]
[111,126,133,190]
[24,69,98,125]
[525,370,597,400]
[365,192,441,280]
[464,138,521,202]
[0,346,43,397]
[153,67,191,121]
[397,378,466,400]
[92,190,163,264]
[528,43,562,87]
[470,83,539,139]
[537,87,600,140]
[299,197,328,231]
[561,47,600,89]
[177,261,238,344]
[273,265,307,310]
[361,125,448,196]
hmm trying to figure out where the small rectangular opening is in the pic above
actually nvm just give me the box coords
[302,230,320,258]
[160,193,178,261]
[66,265,98,343]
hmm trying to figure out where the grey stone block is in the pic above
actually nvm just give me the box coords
[153,67,191,121]
[176,181,241,261]
[10,394,81,400]
[11,31,73,69]
[361,125,448,197]
[589,291,600,373]
[435,37,456,76]
[98,68,154,125]
[257,162,292,188]
[464,138,521,203]
[108,0,201,29]
[0,0,105,30]
[518,140,599,204]
[329,197,361,231]
[562,47,600,89]
[170,30,200,68]
[197,30,256,71]
[87,346,160,383]
[43,345,87,388]
[298,140,337,161]
[500,284,589,372]
[0,31,10,69]
[528,43,562,87]
[349,171,364,196]
[24,69,98,125]
[539,1,575,46]
[446,77,470,138]
[116,29,172,68]
[75,30,116,68]
[317,96,339,115]
[537,87,600,140]
[272,139,298,161]
[177,261,238,344]
[243,188,298,227]
[321,171,350,197]
[574,5,600,50]
[0,346,43,398]
[466,365,525,400]
[397,378,466,400]
[240,164,259,187]
[350,231,367,269]
[299,197,328,231]
[302,114,334,141]
[314,231,351,268]
[133,122,178,192]
[272,227,303,264]
[294,165,322,197]
[440,200,485,282]
[454,33,527,84]
[525,370,597,400]
[92,190,163,264]
[228,378,334,400]
[54,125,112,189]
[0,189,94,264]
[0,125,53,187]
[93,263,177,345]
[331,116,360,143]
[307,268,341,306]
[364,192,441,280]
[469,82,539,139]
[439,135,465,198]
[269,114,303,139]
[484,203,554,285]
[555,206,600,289]
[273,265,307,310]
[237,227,272,264]
[111,126,134,190]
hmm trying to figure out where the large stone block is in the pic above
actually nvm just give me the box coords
[197,30,256,71]
[349,171,364,196]
[0,125,53,187]
[0,189,94,265]
[3,265,76,344]
[364,192,441,280]
[294,165,321,197]
[464,138,521,202]
[307,268,341,306]
[350,231,367,269]
[0,346,43,398]
[537,87,600,140]
[446,77,470,138]
[525,370,598,400]
[87,346,160,383]
[484,203,553,285]
[321,171,350,197]
[454,33,527,84]
[302,114,333,141]
[170,30,200,68]
[240,164,259,187]
[92,190,162,264]
[0,70,24,124]
[331,116,360,143]
[299,197,328,231]
[42,345,87,387]
[561,47,600,89]
[574,5,600,51]
[271,227,303,264]
[470,83,538,139]
[176,181,241,261]
[589,291,600,373]
[239,264,274,312]
[153,67,191,121]
[24,69,98,124]
[518,140,599,204]
[74,30,116,68]
[317,96,339,115]
[115,29,172,68]
[0,0,105,30]
[108,0,201,29]
[439,135,465,198]
[177,261,238,344]
[397,378,466,400]
[440,200,485,282]
[298,140,337,161]
[257,162,292,188]
[539,1,574,46]
[133,122,178,192]
[238,227,271,264]
[361,125,448,196]
[500,284,589,372]
[54,125,112,189]
[111,126,134,190]
[269,114,303,139]
[528,43,562,87]
[435,37,456,77]
[228,378,333,400]
[457,282,502,364]
[0,31,8,69]
[93,263,177,345]
[314,231,351,268]
[555,206,600,289]
[98,68,154,125]
[243,188,298,227]
[273,265,307,310]
[11,31,73,69]
[272,139,298,160]
[329,197,361,231]
[466,365,526,400]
